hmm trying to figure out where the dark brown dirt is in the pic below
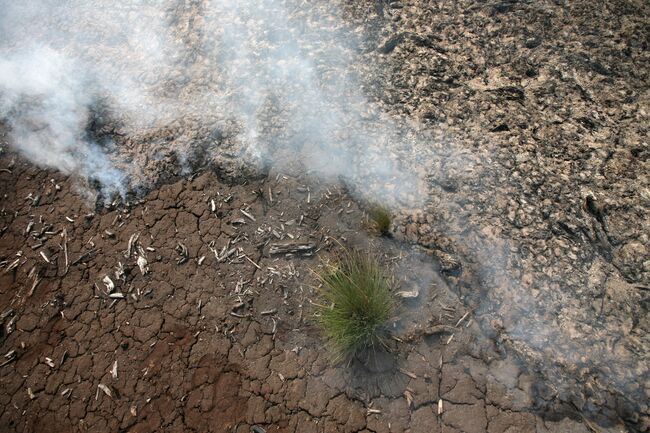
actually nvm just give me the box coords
[0,0,648,432]
[0,151,627,433]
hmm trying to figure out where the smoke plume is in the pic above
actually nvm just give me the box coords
[0,0,423,205]
[0,1,645,428]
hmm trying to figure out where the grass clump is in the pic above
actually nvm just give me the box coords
[367,204,392,236]
[316,250,395,363]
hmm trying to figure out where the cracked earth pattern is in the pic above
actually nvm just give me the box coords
[0,151,625,433]
[0,1,648,431]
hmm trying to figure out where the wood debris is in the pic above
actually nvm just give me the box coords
[1,309,14,321]
[62,229,69,273]
[28,269,41,297]
[98,383,112,399]
[268,242,316,256]
[242,252,261,269]
[137,255,149,275]
[211,241,236,263]
[398,368,417,379]
[1,350,17,367]
[424,325,455,336]
[125,233,140,258]
[4,316,16,336]
[4,258,21,273]
[39,251,50,263]
[176,242,188,265]
[103,276,115,292]
[25,220,34,236]
[455,311,470,327]
[396,288,419,299]
[404,389,414,409]
[115,262,125,281]
[240,209,256,222]
[71,249,96,266]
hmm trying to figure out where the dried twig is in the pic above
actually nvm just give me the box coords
[268,242,316,256]
[242,253,261,270]
[455,312,470,327]
[240,209,256,222]
[62,229,69,274]
[71,249,96,266]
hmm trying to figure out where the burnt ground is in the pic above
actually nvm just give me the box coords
[343,1,650,431]
[0,151,615,433]
[1,0,649,432]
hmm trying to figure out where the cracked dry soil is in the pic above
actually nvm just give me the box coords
[1,0,649,432]
[0,151,634,433]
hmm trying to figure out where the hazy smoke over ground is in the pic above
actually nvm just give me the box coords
[0,47,126,195]
[1,1,646,428]
[0,0,423,205]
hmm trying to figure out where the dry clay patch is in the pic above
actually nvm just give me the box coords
[0,152,605,433]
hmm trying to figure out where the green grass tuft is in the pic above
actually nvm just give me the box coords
[367,204,392,236]
[316,250,395,363]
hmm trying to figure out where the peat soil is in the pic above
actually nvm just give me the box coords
[345,1,650,431]
[0,150,623,433]
[0,0,648,432]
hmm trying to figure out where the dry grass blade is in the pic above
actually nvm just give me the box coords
[367,204,392,236]
[315,250,395,363]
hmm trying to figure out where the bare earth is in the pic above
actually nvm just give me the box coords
[1,0,649,432]
[0,152,615,433]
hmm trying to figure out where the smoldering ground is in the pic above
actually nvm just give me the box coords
[0,0,647,430]
[0,0,424,205]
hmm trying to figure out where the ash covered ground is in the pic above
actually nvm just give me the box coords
[0,1,649,432]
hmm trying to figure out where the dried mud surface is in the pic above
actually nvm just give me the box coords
[1,0,649,432]
[0,152,615,433]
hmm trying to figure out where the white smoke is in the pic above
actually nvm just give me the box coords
[0,47,126,195]
[0,0,424,205]
[0,1,645,426]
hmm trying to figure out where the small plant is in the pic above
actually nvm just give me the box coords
[315,250,395,363]
[367,204,392,236]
